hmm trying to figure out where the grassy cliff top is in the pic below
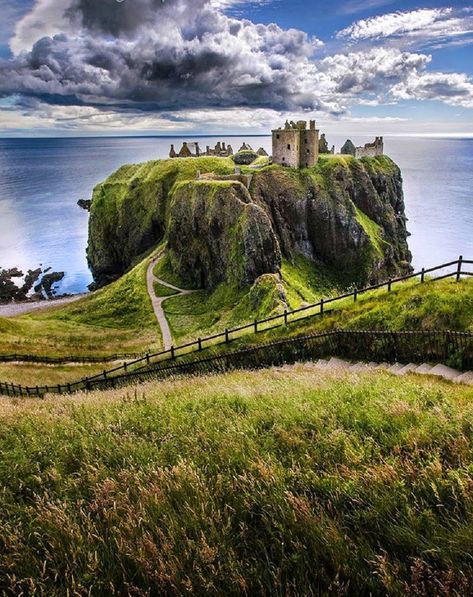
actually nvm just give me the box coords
[93,154,398,196]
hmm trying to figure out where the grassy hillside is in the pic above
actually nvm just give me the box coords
[0,362,109,386]
[0,255,161,357]
[157,249,472,345]
[1,368,472,594]
[157,250,348,344]
[275,275,473,337]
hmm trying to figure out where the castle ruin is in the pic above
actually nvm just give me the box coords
[272,120,319,168]
[168,127,384,167]
[339,137,384,157]
[169,141,234,159]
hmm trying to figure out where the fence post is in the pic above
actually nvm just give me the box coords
[320,299,324,315]
[284,309,288,325]
[171,346,175,359]
[254,319,258,333]
[225,329,230,344]
[388,279,392,292]
[146,353,150,364]
[198,338,202,351]
[421,268,425,283]
[457,255,463,282]
[354,288,357,302]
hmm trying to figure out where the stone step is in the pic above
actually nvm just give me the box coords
[453,371,473,385]
[270,359,473,386]
[326,357,351,370]
[349,362,372,372]
[415,363,434,374]
[376,362,391,370]
[395,363,418,375]
[428,363,462,381]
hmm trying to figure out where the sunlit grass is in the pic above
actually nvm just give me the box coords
[0,255,162,357]
[0,362,116,386]
[0,367,472,594]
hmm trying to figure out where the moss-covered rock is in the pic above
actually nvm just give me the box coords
[232,150,258,165]
[87,154,411,291]
[167,181,281,289]
[87,157,235,286]
[249,155,411,284]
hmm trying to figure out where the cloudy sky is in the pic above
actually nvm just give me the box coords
[0,0,472,136]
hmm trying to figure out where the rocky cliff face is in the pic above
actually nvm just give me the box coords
[168,181,281,289]
[250,155,410,283]
[87,155,411,290]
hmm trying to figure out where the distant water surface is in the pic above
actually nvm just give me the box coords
[0,135,471,293]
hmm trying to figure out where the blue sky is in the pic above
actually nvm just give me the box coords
[0,0,472,136]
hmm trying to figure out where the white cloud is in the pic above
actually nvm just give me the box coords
[1,0,473,137]
[318,48,430,97]
[391,71,473,108]
[10,0,71,54]
[337,7,473,47]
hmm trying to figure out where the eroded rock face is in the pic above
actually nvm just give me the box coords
[167,181,281,289]
[86,155,411,290]
[249,156,411,283]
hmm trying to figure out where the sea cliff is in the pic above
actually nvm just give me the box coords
[87,155,411,289]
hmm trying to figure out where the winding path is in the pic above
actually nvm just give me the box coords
[147,254,196,350]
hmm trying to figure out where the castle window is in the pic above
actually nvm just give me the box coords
[287,144,291,150]
[307,149,310,153]
[276,134,280,139]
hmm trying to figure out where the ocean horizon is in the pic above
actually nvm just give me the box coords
[1,134,472,294]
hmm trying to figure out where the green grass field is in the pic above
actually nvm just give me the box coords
[1,367,472,594]
[0,362,111,386]
[160,274,473,354]
[0,255,162,358]
[153,281,179,297]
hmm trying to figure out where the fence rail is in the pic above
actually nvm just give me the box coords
[0,255,471,396]
[1,329,471,398]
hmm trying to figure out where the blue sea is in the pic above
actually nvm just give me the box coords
[0,135,472,294]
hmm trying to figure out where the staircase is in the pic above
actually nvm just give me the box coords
[273,357,473,385]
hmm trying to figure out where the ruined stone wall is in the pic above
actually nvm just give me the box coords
[198,173,253,189]
[354,137,384,158]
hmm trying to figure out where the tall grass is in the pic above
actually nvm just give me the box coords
[1,368,472,594]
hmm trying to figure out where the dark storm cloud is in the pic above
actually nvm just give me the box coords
[68,0,202,36]
[3,0,472,116]
[0,0,327,113]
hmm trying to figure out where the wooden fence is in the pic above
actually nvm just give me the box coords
[1,329,471,398]
[0,255,471,398]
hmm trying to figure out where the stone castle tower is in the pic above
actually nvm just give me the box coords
[272,120,319,168]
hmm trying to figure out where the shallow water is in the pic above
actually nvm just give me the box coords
[0,135,471,293]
